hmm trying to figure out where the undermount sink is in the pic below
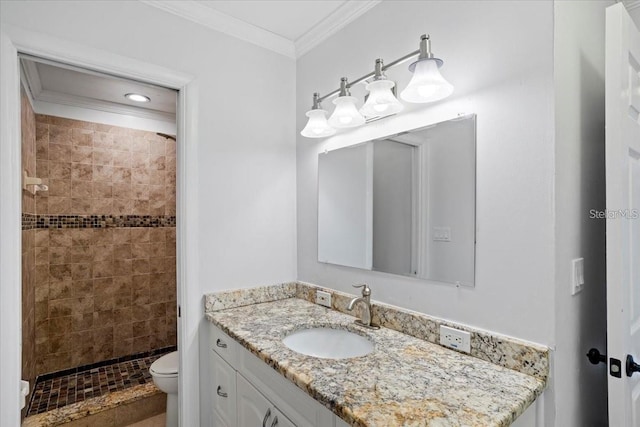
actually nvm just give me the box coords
[282,327,374,359]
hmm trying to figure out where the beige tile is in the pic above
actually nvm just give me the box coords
[131,228,150,243]
[72,128,94,146]
[93,165,114,182]
[36,138,49,160]
[131,138,149,153]
[48,179,71,197]
[93,131,114,148]
[113,150,132,168]
[91,198,113,214]
[50,161,72,180]
[93,261,114,278]
[131,169,149,185]
[133,184,149,200]
[70,229,94,246]
[58,407,116,427]
[131,152,149,169]
[71,163,93,181]
[35,230,50,247]
[72,145,93,163]
[113,167,132,184]
[115,395,165,426]
[36,159,49,179]
[71,180,93,198]
[93,245,114,262]
[150,155,165,171]
[113,135,132,152]
[70,198,92,215]
[93,182,113,198]
[114,199,132,214]
[49,124,72,145]
[114,244,132,260]
[132,200,149,215]
[148,170,165,186]
[123,413,166,427]
[93,147,114,166]
[113,183,132,199]
[49,143,72,161]
[150,140,165,156]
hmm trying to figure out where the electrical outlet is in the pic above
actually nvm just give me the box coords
[316,290,332,308]
[440,325,471,353]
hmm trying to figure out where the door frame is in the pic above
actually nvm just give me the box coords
[0,25,199,426]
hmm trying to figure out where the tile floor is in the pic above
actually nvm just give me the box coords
[27,351,169,416]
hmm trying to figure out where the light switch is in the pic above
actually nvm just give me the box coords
[571,258,584,295]
[433,226,451,242]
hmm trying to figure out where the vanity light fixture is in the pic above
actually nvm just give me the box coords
[328,78,366,128]
[301,93,336,138]
[125,93,150,103]
[301,34,453,138]
[359,59,404,118]
[400,34,454,103]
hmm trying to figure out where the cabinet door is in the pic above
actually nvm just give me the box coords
[237,374,272,427]
[212,351,237,427]
[237,374,297,427]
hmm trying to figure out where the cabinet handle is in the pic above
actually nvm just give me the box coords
[216,338,227,348]
[262,408,271,427]
[270,416,278,427]
[216,386,227,398]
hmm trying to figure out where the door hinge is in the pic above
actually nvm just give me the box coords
[178,305,181,318]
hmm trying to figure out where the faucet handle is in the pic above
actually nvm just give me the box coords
[352,284,371,297]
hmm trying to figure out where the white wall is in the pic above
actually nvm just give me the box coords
[553,1,612,425]
[422,119,475,286]
[318,143,372,269]
[372,140,413,276]
[296,0,555,422]
[297,0,555,344]
[0,1,296,425]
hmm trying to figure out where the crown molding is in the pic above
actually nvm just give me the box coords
[295,0,382,58]
[139,0,296,59]
[624,0,640,11]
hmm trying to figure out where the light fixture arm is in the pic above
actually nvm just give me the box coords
[315,45,424,103]
[418,34,434,60]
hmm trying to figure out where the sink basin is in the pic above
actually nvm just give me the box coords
[282,327,373,359]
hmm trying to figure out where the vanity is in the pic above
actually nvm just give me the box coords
[205,282,547,427]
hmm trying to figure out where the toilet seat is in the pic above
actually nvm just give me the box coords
[150,351,178,377]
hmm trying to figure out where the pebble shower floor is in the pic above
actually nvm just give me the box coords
[26,348,173,416]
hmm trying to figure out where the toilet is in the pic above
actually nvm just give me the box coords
[149,351,179,427]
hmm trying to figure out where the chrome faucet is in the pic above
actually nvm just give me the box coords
[347,284,379,329]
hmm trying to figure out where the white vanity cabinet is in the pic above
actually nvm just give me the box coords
[237,374,295,427]
[210,323,346,427]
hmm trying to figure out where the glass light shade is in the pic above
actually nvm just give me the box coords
[400,59,454,103]
[301,109,336,138]
[328,96,365,128]
[359,80,404,118]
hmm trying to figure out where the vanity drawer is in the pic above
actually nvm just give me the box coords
[210,324,238,368]
[212,351,237,427]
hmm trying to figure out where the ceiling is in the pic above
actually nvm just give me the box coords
[20,56,177,123]
[140,0,381,59]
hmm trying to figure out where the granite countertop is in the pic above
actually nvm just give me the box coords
[206,297,545,427]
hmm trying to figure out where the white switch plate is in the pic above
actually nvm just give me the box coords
[571,258,584,295]
[433,226,451,242]
[316,290,332,308]
[440,325,471,353]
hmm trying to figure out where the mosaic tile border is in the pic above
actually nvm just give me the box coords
[204,282,549,380]
[21,214,176,230]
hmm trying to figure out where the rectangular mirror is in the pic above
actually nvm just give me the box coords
[318,115,476,286]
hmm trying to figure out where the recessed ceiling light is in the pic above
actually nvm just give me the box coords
[125,93,150,103]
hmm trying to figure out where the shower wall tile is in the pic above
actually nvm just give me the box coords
[34,227,177,375]
[30,114,177,377]
[34,115,175,216]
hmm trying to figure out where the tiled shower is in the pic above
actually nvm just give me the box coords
[21,88,177,419]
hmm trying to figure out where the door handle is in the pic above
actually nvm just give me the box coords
[216,339,227,348]
[270,416,279,427]
[586,348,606,365]
[626,355,640,377]
[216,386,227,398]
[262,408,271,427]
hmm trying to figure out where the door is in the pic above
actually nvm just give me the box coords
[606,4,640,426]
